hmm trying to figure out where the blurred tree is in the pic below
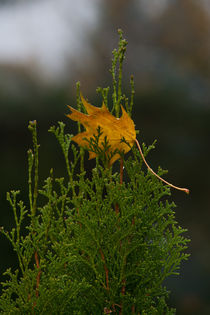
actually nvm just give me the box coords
[77,0,210,93]
[157,0,210,78]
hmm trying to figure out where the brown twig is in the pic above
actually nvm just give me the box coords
[31,251,41,312]
[131,305,135,313]
[99,248,109,291]
[118,278,126,315]
[34,251,41,298]
[115,203,120,215]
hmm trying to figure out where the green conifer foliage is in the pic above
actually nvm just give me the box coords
[0,30,189,314]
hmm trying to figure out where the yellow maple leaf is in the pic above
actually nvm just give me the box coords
[67,95,136,165]
[67,94,189,194]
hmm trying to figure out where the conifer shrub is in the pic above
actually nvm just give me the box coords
[0,30,189,314]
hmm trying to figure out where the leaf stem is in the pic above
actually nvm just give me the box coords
[135,139,189,194]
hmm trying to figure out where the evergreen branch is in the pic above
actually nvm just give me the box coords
[28,120,40,219]
[28,149,34,213]
[110,48,118,113]
[49,122,76,196]
[117,29,127,118]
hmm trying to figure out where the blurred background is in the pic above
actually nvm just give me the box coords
[0,0,210,314]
